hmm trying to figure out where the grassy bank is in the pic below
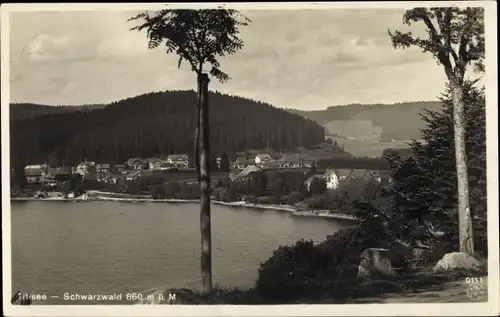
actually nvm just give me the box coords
[140,269,487,304]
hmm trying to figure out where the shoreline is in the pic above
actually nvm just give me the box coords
[11,192,357,221]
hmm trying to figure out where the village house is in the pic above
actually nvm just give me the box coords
[98,174,122,184]
[158,162,177,171]
[166,154,189,168]
[126,158,147,170]
[148,158,165,170]
[147,158,177,171]
[45,167,72,183]
[229,165,261,182]
[323,169,352,190]
[34,190,64,199]
[247,155,257,165]
[96,163,111,173]
[259,161,280,170]
[254,153,273,165]
[112,164,126,173]
[232,157,253,170]
[276,153,307,169]
[323,168,388,189]
[125,170,141,181]
[24,164,47,184]
[247,149,261,156]
[76,160,96,176]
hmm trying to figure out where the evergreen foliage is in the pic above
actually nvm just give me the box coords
[356,81,487,255]
[10,91,325,168]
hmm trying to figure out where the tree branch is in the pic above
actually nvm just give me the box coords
[458,34,469,62]
[420,13,453,70]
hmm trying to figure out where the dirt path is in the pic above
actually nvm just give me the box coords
[348,276,488,304]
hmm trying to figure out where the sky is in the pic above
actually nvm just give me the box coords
[7,7,471,110]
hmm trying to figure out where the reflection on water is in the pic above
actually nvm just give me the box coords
[11,201,352,304]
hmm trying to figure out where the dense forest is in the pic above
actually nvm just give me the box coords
[9,103,107,120]
[10,90,325,168]
[287,101,442,141]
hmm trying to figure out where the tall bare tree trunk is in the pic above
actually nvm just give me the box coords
[198,73,212,294]
[451,81,474,255]
[195,82,201,178]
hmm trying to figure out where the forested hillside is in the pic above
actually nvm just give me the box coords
[9,103,107,120]
[10,90,325,167]
[288,101,442,141]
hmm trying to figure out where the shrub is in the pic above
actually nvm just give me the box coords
[310,177,327,195]
[283,191,303,206]
[125,181,141,194]
[317,225,390,279]
[256,196,278,205]
[164,182,181,198]
[227,186,238,202]
[151,184,165,199]
[191,185,201,200]
[249,171,268,197]
[211,187,227,201]
[301,194,331,210]
[255,226,390,301]
[220,177,232,189]
[255,239,325,300]
[177,183,194,199]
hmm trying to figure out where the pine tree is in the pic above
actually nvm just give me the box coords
[376,81,486,253]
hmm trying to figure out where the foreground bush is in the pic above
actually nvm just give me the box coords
[255,225,394,301]
[255,239,325,300]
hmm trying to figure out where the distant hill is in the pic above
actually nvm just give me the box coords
[10,90,327,168]
[9,103,107,120]
[287,101,443,141]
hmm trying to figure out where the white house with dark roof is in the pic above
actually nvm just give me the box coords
[254,153,273,165]
[323,169,360,189]
[148,158,165,170]
[126,158,146,170]
[166,154,189,168]
[24,164,47,184]
[96,163,111,173]
[76,160,96,175]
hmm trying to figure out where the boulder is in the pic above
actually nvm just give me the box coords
[357,248,395,278]
[432,252,482,273]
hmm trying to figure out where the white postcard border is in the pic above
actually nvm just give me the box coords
[2,2,498,316]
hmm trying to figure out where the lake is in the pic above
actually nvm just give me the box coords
[10,201,354,304]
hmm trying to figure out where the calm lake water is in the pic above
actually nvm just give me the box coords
[10,201,353,304]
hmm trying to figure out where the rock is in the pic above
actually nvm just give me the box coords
[432,252,482,273]
[357,248,396,278]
